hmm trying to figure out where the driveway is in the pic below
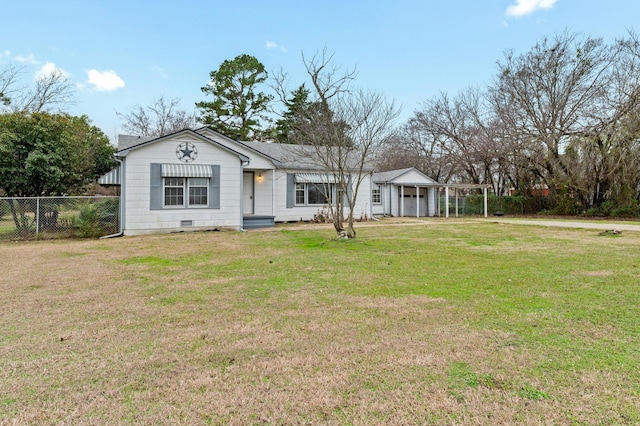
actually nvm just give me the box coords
[255,217,640,233]
[481,217,640,232]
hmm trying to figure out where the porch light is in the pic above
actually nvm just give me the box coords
[256,172,264,183]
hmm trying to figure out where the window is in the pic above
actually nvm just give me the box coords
[295,183,305,205]
[164,178,185,206]
[295,182,334,206]
[372,184,381,204]
[188,178,208,206]
[308,183,332,205]
[164,177,208,207]
[151,164,220,210]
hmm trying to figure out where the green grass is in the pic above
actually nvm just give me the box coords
[1,220,639,424]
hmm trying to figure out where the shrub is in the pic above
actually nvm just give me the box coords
[610,204,640,218]
[75,203,102,238]
[463,195,547,215]
[74,199,119,238]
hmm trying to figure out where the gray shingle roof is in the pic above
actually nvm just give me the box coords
[371,168,414,182]
[240,142,321,170]
[240,141,374,172]
[117,134,155,151]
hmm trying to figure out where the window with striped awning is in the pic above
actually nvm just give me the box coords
[161,163,212,178]
[99,166,120,185]
[294,173,337,183]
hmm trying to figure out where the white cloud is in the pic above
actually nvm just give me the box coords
[35,62,68,80]
[152,65,168,79]
[14,52,39,64]
[266,41,287,53]
[0,50,10,58]
[506,0,558,18]
[86,69,125,92]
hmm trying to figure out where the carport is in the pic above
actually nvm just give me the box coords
[437,183,490,218]
[372,168,490,218]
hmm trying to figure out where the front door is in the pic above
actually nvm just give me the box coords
[243,172,254,214]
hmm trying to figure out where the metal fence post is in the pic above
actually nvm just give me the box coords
[36,197,40,240]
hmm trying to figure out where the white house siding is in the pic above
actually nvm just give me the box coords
[352,173,373,220]
[122,135,243,235]
[372,204,385,216]
[273,170,373,222]
[197,129,277,218]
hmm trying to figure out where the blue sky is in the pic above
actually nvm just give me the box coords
[2,0,639,141]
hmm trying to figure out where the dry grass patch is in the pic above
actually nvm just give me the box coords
[1,222,639,424]
[579,270,614,277]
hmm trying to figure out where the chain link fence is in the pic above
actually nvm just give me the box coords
[0,196,120,241]
[437,190,485,216]
[438,193,553,216]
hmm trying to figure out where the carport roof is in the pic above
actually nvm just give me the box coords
[372,167,439,185]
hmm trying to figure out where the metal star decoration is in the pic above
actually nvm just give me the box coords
[176,142,198,162]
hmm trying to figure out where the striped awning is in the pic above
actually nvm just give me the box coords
[295,173,337,183]
[161,163,212,178]
[99,166,120,185]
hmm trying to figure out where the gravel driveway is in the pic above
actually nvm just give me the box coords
[485,217,640,232]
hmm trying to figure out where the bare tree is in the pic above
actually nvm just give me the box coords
[490,31,614,204]
[21,69,75,112]
[376,125,441,175]
[285,49,398,238]
[0,64,21,107]
[117,96,197,137]
[1,64,75,113]
[403,87,512,194]
[566,30,640,211]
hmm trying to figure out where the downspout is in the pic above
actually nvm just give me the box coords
[100,156,124,239]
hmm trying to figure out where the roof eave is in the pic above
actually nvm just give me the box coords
[116,129,251,163]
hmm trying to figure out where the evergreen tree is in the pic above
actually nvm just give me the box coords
[273,84,313,143]
[196,54,272,140]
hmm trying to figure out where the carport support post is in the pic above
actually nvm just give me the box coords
[416,186,419,217]
[400,185,404,217]
[445,186,449,218]
[484,187,488,218]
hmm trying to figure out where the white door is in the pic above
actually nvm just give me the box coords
[243,172,254,214]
